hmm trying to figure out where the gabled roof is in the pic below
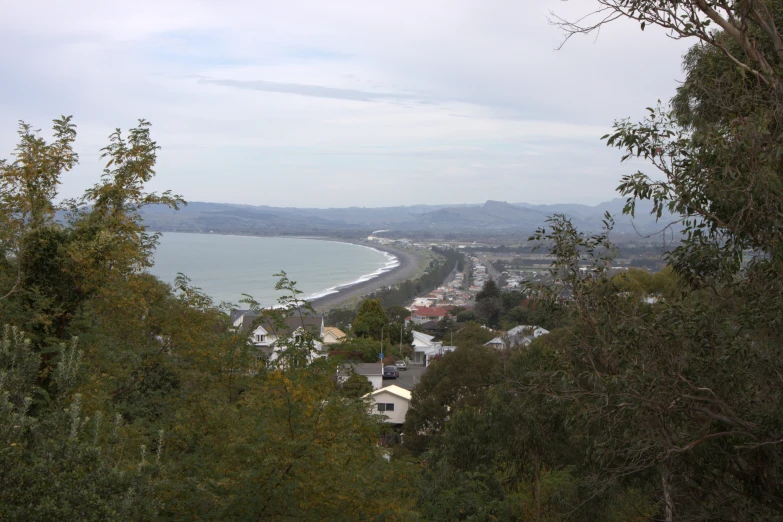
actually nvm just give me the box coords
[366,384,411,401]
[412,330,435,343]
[506,325,549,338]
[412,307,449,317]
[323,326,347,340]
[237,312,323,337]
[230,309,254,323]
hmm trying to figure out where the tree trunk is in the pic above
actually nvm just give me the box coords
[662,473,674,522]
[534,452,541,522]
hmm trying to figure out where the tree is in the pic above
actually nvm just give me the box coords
[553,1,783,87]
[402,345,500,455]
[450,321,496,349]
[455,310,476,323]
[475,279,503,328]
[0,326,160,520]
[325,307,356,333]
[341,371,373,399]
[352,298,388,340]
[385,305,410,323]
[0,117,78,303]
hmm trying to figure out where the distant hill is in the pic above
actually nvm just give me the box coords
[139,198,679,237]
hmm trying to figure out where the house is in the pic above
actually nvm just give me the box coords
[233,310,325,361]
[364,385,412,424]
[484,337,505,349]
[419,320,441,336]
[484,325,550,350]
[411,330,456,366]
[322,326,347,345]
[411,307,449,325]
[338,363,383,390]
[411,297,438,309]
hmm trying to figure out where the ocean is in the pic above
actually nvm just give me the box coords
[147,233,397,307]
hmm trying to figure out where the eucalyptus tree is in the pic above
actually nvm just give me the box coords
[536,4,783,519]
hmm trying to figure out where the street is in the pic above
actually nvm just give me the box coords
[383,363,426,391]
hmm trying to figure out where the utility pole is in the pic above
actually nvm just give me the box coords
[399,323,403,359]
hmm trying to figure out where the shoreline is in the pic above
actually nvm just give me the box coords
[150,230,426,311]
[309,242,424,311]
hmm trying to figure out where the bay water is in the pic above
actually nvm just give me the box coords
[147,233,396,307]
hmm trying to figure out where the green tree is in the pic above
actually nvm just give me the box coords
[0,117,78,300]
[325,307,356,333]
[352,298,388,340]
[385,305,410,323]
[0,326,160,520]
[403,345,500,455]
[340,371,373,399]
[475,279,503,328]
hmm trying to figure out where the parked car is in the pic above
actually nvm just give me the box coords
[383,366,399,379]
[394,360,407,370]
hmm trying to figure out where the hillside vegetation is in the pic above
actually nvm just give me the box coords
[3,1,783,519]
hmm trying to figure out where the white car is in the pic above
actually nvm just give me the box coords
[395,360,407,370]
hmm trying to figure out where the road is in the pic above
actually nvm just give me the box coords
[382,363,426,391]
[480,254,503,280]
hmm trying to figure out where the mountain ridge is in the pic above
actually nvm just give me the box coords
[139,198,678,236]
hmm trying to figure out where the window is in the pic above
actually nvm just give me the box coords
[255,334,266,343]
[377,403,395,412]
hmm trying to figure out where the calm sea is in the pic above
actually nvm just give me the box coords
[147,233,397,307]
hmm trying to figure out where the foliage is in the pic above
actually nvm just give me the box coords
[402,345,500,455]
[336,336,384,363]
[352,298,388,340]
[474,279,503,328]
[325,307,356,333]
[370,247,465,308]
[340,370,373,399]
[0,118,420,521]
[386,305,411,323]
[450,321,496,349]
[0,326,160,520]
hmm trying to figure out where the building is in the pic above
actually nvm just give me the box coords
[233,310,326,361]
[322,326,347,345]
[338,363,383,390]
[410,307,449,325]
[411,330,456,365]
[484,325,550,350]
[364,385,411,424]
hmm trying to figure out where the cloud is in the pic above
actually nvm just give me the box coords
[197,78,423,103]
[0,0,691,208]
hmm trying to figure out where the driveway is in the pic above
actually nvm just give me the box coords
[381,363,426,391]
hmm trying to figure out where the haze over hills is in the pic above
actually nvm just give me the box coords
[140,198,679,238]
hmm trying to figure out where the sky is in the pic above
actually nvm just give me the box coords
[0,1,690,208]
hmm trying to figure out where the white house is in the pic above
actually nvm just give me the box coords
[484,337,505,349]
[233,311,326,362]
[364,385,411,424]
[338,363,383,390]
[412,330,456,366]
[484,325,550,350]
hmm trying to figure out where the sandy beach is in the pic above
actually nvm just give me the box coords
[310,243,424,311]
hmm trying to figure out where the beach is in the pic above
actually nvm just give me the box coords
[310,243,424,311]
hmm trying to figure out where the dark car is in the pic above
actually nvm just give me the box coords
[383,366,399,379]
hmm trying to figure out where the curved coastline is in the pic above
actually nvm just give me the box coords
[303,247,400,301]
[308,242,422,310]
[149,230,423,311]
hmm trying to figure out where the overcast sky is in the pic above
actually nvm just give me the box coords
[0,1,690,208]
